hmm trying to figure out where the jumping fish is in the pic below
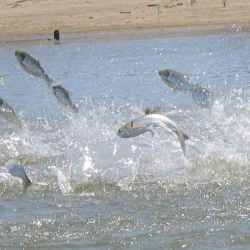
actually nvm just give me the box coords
[15,50,53,86]
[52,84,78,113]
[158,69,193,92]
[7,160,48,192]
[159,69,213,107]
[7,160,32,192]
[0,97,21,126]
[117,113,189,154]
[15,50,78,113]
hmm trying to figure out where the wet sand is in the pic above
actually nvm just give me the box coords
[1,0,250,41]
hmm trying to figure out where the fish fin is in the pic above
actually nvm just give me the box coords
[174,130,189,155]
[7,160,32,191]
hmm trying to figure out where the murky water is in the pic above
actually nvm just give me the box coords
[0,30,250,249]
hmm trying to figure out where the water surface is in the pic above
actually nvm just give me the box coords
[0,30,250,249]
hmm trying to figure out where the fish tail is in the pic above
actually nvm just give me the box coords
[7,161,32,192]
[175,130,189,155]
[19,168,32,191]
[23,177,32,192]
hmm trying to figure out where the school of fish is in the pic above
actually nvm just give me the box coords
[1,49,214,191]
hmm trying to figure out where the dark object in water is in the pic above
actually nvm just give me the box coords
[54,30,60,41]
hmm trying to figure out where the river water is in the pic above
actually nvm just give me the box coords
[0,29,250,249]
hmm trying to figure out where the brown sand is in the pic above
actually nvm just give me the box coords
[1,0,250,40]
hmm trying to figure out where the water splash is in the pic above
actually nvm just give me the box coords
[0,92,250,194]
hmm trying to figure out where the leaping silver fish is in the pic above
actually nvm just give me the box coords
[52,84,79,113]
[158,69,193,92]
[15,50,78,113]
[159,69,213,108]
[117,113,189,154]
[15,50,53,86]
[0,97,21,126]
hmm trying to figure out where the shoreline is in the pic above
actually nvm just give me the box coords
[1,0,250,45]
[0,23,248,47]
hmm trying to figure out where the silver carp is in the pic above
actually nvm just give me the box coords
[117,113,189,154]
[15,50,53,85]
[159,69,214,107]
[52,84,78,113]
[15,50,78,113]
[0,97,21,126]
[158,69,193,92]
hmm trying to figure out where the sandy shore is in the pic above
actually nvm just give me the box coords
[1,0,250,40]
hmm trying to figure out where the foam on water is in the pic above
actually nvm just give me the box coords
[0,92,250,195]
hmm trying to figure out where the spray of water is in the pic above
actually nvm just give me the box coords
[0,93,250,195]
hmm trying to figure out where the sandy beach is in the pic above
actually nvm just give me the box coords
[1,0,250,40]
